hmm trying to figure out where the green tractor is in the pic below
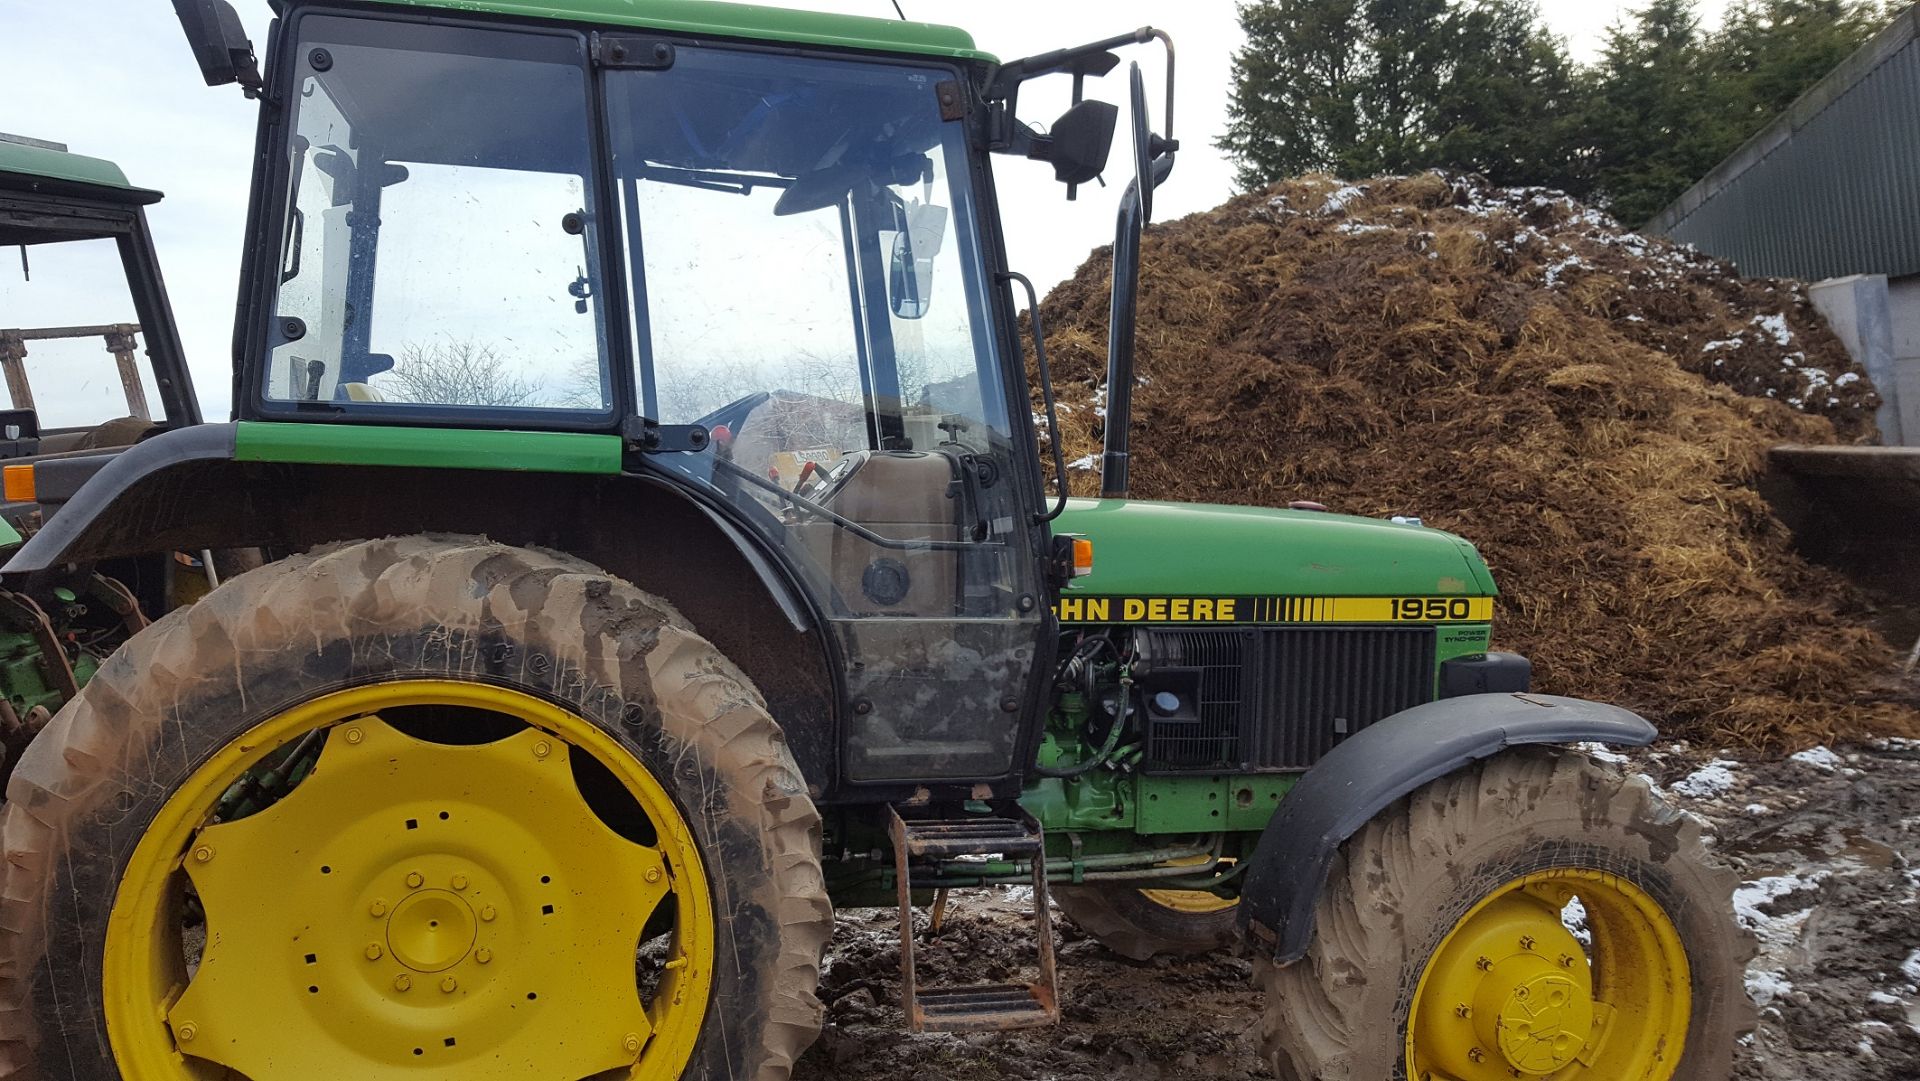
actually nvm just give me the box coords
[0,2,1749,1079]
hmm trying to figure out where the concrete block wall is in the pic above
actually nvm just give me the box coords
[1809,274,1910,445]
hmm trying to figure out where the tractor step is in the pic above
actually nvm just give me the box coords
[888,807,1059,1033]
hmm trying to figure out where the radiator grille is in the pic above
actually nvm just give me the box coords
[1140,626,1437,773]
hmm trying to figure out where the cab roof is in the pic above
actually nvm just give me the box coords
[341,0,995,62]
[0,136,162,205]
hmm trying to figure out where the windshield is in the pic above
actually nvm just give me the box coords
[608,47,1007,465]
[265,18,608,411]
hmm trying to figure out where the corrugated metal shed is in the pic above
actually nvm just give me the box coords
[1647,7,1920,280]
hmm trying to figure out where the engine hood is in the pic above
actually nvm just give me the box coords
[1054,498,1496,599]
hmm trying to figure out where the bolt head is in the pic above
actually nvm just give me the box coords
[1468,1048,1485,1063]
[624,1032,643,1054]
[177,1023,197,1042]
[1455,1004,1472,1018]
[440,977,458,994]
[533,740,553,759]
[451,874,469,891]
[480,905,497,922]
[344,727,363,745]
[370,899,388,917]
[644,868,662,884]
[405,871,424,889]
[365,943,384,961]
[1560,953,1578,967]
[475,947,493,965]
[192,845,215,863]
[1520,935,1536,950]
[393,974,412,992]
[1477,956,1493,971]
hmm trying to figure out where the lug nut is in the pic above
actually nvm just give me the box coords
[1455,1004,1472,1018]
[1476,956,1493,971]
[393,974,412,992]
[1560,953,1577,968]
[533,740,552,759]
[370,899,388,917]
[1468,1048,1485,1063]
[177,1023,197,1042]
[480,905,497,922]
[405,870,424,889]
[475,947,493,965]
[193,845,215,863]
[451,874,469,891]
[624,1032,643,1055]
[365,943,384,961]
[440,977,458,994]
[344,727,363,745]
[644,868,662,884]
[1520,935,1536,951]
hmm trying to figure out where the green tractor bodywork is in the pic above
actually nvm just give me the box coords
[0,0,1658,1039]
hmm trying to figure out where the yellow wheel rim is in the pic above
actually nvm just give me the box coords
[1138,855,1238,915]
[1405,869,1691,1081]
[103,680,714,1080]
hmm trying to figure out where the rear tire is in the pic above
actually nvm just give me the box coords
[1256,747,1752,1081]
[0,535,832,1081]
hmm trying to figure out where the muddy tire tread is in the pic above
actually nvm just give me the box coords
[1255,747,1755,1081]
[0,535,832,1081]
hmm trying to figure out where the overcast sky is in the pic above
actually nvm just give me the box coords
[3,0,1731,420]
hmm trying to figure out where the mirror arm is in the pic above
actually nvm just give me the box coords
[983,29,1146,103]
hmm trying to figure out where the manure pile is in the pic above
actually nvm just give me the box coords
[1036,172,1916,748]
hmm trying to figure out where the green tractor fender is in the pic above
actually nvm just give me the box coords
[1,422,841,784]
[7,423,804,637]
[1237,691,1656,964]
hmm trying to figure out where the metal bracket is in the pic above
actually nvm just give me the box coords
[622,417,709,453]
[592,33,677,70]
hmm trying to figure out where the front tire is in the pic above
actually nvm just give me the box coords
[0,536,832,1081]
[1054,881,1239,961]
[1257,747,1752,1081]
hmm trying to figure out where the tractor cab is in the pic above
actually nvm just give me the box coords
[232,6,1157,786]
[0,134,199,461]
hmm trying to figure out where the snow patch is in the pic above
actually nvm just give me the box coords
[1318,184,1368,214]
[1790,746,1843,773]
[1672,759,1740,798]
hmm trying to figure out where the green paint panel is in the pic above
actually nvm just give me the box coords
[1134,774,1297,835]
[353,0,993,61]
[0,517,21,550]
[235,422,623,474]
[1057,497,1497,598]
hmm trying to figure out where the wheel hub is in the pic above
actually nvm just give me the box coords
[1412,892,1596,1080]
[386,889,477,973]
[1480,958,1593,1074]
[161,710,690,1080]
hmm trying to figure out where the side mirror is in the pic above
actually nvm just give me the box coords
[172,0,263,95]
[1033,99,1118,187]
[889,202,948,320]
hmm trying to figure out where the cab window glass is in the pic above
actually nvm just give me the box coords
[0,237,161,430]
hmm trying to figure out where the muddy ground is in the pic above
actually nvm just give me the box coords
[794,740,1920,1081]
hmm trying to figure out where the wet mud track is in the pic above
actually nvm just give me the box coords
[794,741,1920,1080]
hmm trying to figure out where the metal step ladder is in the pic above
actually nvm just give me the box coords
[887,807,1059,1032]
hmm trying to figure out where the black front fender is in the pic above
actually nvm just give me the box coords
[1237,692,1655,964]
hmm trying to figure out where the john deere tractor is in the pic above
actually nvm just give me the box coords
[0,2,1749,1079]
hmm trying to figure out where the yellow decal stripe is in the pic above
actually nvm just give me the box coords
[1054,595,1494,624]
